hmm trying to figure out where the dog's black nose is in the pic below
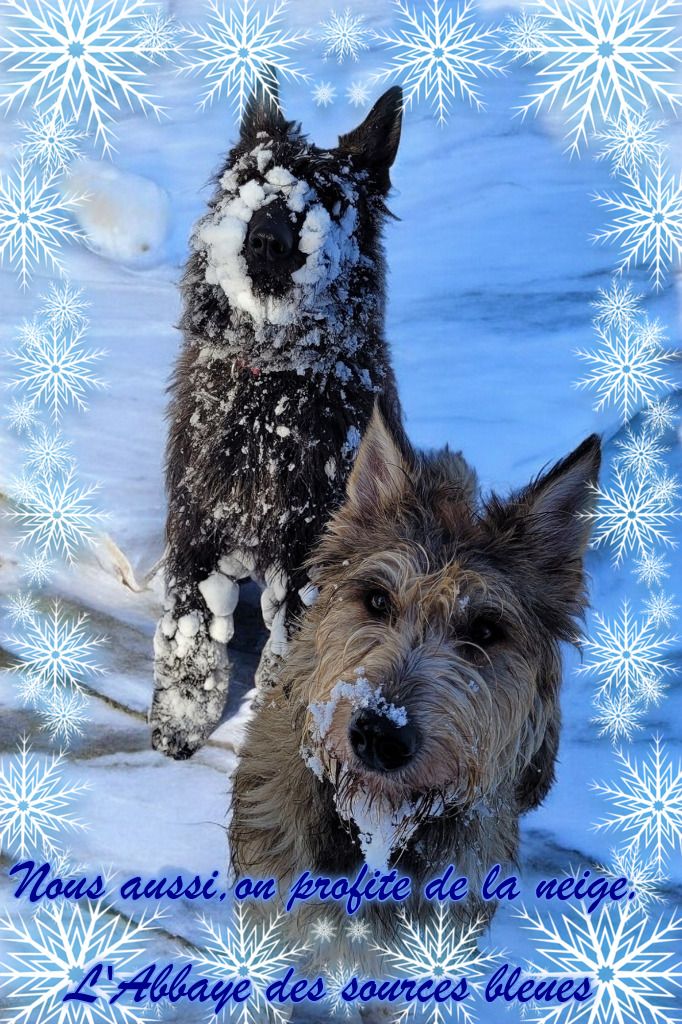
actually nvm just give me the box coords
[247,205,295,264]
[349,710,419,772]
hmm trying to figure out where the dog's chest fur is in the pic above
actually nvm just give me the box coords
[168,316,391,588]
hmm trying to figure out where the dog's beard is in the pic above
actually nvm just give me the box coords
[301,738,461,872]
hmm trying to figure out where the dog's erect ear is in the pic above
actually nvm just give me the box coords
[487,434,601,633]
[500,437,599,813]
[346,405,410,513]
[240,71,287,141]
[337,87,403,193]
[520,434,601,565]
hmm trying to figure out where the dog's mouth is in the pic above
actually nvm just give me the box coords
[306,739,460,811]
[244,255,307,298]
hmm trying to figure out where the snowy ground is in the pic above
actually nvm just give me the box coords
[0,0,681,1021]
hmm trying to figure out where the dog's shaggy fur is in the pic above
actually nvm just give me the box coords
[151,87,404,759]
[230,409,600,943]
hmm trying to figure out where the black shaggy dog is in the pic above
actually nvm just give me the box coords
[151,84,405,759]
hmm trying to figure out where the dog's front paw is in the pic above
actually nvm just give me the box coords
[150,718,202,760]
[151,613,230,759]
[150,673,230,759]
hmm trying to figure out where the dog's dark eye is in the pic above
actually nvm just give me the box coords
[468,617,504,648]
[364,590,392,619]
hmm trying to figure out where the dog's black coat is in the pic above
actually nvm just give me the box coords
[151,87,405,758]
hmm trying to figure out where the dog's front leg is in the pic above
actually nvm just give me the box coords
[254,572,318,694]
[254,566,289,694]
[150,551,252,759]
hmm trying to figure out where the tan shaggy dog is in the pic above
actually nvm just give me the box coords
[230,408,600,974]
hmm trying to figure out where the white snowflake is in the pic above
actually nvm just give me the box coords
[14,320,42,352]
[21,550,55,587]
[17,316,46,349]
[40,688,90,743]
[312,80,337,106]
[634,550,670,588]
[7,468,105,563]
[518,902,682,1024]
[320,7,370,62]
[0,736,88,858]
[187,905,308,1024]
[310,915,337,942]
[599,846,664,913]
[582,469,680,564]
[502,9,549,60]
[580,600,677,702]
[132,5,180,57]
[514,0,682,156]
[575,319,675,424]
[0,897,162,1024]
[637,317,667,349]
[651,471,681,505]
[0,0,169,154]
[373,0,506,126]
[595,110,665,176]
[10,472,41,506]
[643,397,677,437]
[591,279,642,331]
[179,0,310,119]
[614,428,668,480]
[6,598,106,694]
[643,590,679,627]
[326,962,358,1018]
[346,79,371,107]
[5,591,37,626]
[0,151,84,288]
[592,691,644,744]
[346,917,372,942]
[592,736,682,871]
[16,671,46,707]
[592,153,682,290]
[20,110,84,174]
[7,320,106,423]
[39,280,90,330]
[374,904,499,1024]
[23,426,73,479]
[4,397,38,434]
[637,673,668,707]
